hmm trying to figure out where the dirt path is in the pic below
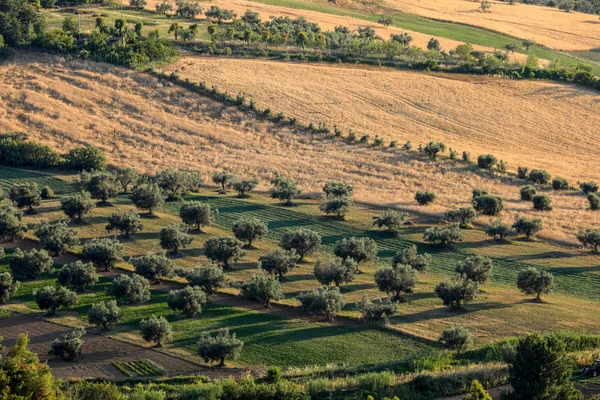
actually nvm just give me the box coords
[0,314,243,381]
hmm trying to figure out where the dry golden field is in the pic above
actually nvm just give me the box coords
[2,53,600,242]
[374,0,600,51]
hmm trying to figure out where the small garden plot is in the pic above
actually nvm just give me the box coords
[112,359,166,377]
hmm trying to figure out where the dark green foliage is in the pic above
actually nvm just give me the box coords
[176,263,225,296]
[319,197,353,219]
[40,186,54,199]
[179,201,215,231]
[87,300,121,330]
[265,367,282,384]
[529,169,551,185]
[517,166,528,180]
[0,272,19,303]
[445,207,477,228]
[579,181,598,195]
[34,220,79,256]
[455,255,492,284]
[48,328,85,361]
[392,244,431,272]
[197,328,243,366]
[61,191,96,222]
[506,335,582,400]
[375,264,418,300]
[427,37,441,50]
[0,134,60,168]
[472,188,488,198]
[472,194,503,216]
[130,184,164,215]
[168,286,208,317]
[372,209,408,233]
[520,185,537,201]
[439,325,472,353]
[203,236,244,268]
[159,224,192,254]
[279,228,321,261]
[156,169,198,201]
[258,249,297,278]
[477,154,496,169]
[65,146,106,171]
[298,287,344,321]
[512,216,543,240]
[0,0,45,46]
[552,177,569,190]
[423,141,446,160]
[485,218,513,241]
[84,171,119,203]
[269,176,302,205]
[403,141,413,150]
[65,382,124,400]
[333,236,378,266]
[240,272,284,308]
[130,252,175,284]
[228,177,259,198]
[212,170,234,192]
[576,228,600,252]
[462,151,471,161]
[140,315,172,347]
[0,207,27,242]
[9,183,41,214]
[83,238,123,271]
[109,274,151,304]
[423,225,462,246]
[232,217,268,247]
[313,257,358,287]
[113,167,140,192]
[322,180,353,198]
[435,274,479,309]
[415,190,436,205]
[106,210,143,238]
[10,248,53,279]
[516,268,554,301]
[34,286,78,316]
[532,194,552,211]
[205,5,236,22]
[57,261,98,292]
[377,14,392,26]
[356,297,397,325]
[587,193,600,210]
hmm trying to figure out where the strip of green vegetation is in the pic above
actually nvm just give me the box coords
[112,359,166,377]
[248,0,600,75]
[0,167,72,195]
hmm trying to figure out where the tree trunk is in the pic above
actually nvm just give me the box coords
[219,358,225,367]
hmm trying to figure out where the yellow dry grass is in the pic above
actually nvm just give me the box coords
[376,0,600,51]
[2,52,600,243]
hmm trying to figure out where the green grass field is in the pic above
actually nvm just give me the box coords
[0,167,73,196]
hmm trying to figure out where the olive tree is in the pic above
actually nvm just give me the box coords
[48,328,85,361]
[415,190,436,205]
[516,268,554,301]
[477,154,497,169]
[423,141,446,160]
[529,169,551,185]
[87,300,121,330]
[455,255,492,285]
[0,208,27,242]
[179,202,214,231]
[167,286,207,317]
[34,221,79,256]
[130,184,164,215]
[472,195,503,216]
[279,228,321,262]
[356,297,397,325]
[268,176,301,205]
[240,273,284,308]
[435,274,479,309]
[84,172,119,204]
[392,245,431,272]
[298,287,344,321]
[34,286,78,316]
[588,193,600,210]
[485,218,513,241]
[108,274,151,304]
[57,261,99,292]
[130,252,175,284]
[512,216,543,240]
[439,325,472,353]
[579,181,598,195]
[313,257,358,287]
[155,168,196,201]
[0,272,19,303]
[105,210,143,238]
[445,207,477,228]
[333,237,378,268]
[176,263,225,296]
[257,249,297,278]
[83,238,123,271]
[319,197,353,219]
[140,315,172,347]
[532,194,552,211]
[114,167,140,192]
[552,177,569,191]
[520,185,537,201]
[375,264,418,301]
[322,180,353,198]
[212,171,233,193]
[232,217,268,247]
[372,210,408,233]
[159,224,192,254]
[229,177,259,198]
[203,236,243,269]
[10,248,53,279]
[66,146,106,171]
[60,191,96,222]
[423,225,462,247]
[9,183,41,214]
[197,328,243,367]
[576,228,600,253]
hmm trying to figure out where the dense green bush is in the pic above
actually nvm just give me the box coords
[415,190,436,205]
[532,194,552,211]
[477,154,497,169]
[472,195,503,216]
[528,169,551,185]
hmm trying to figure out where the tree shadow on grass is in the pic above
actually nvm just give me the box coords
[393,301,513,324]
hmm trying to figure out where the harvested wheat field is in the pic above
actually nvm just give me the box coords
[375,0,600,51]
[1,53,599,242]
